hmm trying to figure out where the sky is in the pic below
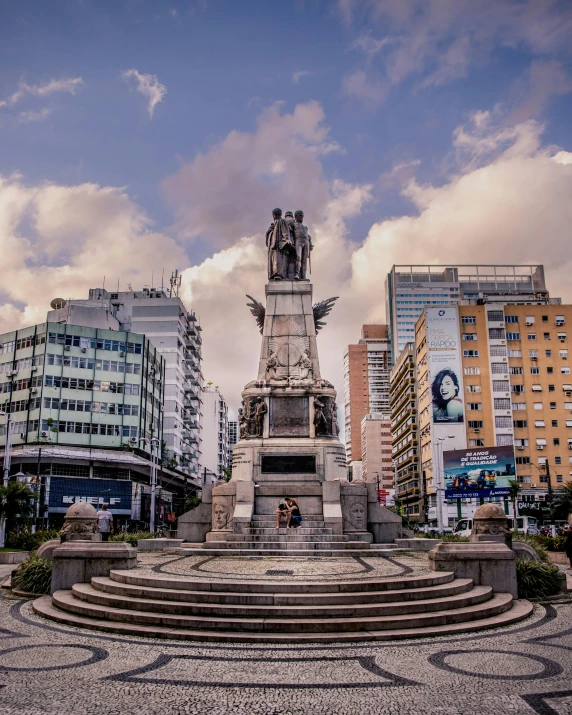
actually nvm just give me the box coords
[1,0,572,416]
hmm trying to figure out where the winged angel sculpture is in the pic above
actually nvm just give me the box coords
[246,295,338,334]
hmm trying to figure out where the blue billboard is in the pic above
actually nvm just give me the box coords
[48,476,133,515]
[443,446,515,499]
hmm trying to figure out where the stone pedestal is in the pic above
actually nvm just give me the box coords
[177,485,213,542]
[51,541,137,594]
[428,542,518,599]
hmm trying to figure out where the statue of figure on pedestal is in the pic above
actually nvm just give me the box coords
[299,350,313,381]
[293,210,313,281]
[238,407,249,439]
[253,397,267,437]
[314,397,329,436]
[266,208,294,281]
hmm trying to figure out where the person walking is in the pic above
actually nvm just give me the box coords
[565,525,572,569]
[97,503,114,542]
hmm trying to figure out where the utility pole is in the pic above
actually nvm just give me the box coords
[0,411,14,547]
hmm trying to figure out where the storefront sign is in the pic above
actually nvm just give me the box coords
[48,476,133,515]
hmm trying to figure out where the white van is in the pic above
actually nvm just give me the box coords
[453,515,538,537]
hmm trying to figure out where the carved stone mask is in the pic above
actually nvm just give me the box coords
[213,501,230,530]
[350,503,365,529]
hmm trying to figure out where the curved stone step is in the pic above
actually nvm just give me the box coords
[32,596,533,643]
[109,569,456,594]
[52,588,513,633]
[73,581,490,619]
[248,528,334,535]
[90,576,475,607]
[176,548,379,557]
[205,541,351,549]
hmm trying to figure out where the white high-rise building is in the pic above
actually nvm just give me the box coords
[385,265,548,360]
[227,420,238,466]
[200,386,228,482]
[47,281,203,480]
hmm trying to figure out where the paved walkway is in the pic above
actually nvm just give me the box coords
[0,552,571,715]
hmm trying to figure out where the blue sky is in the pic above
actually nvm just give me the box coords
[1,0,572,406]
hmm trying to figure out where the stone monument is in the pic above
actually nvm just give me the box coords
[181,206,401,546]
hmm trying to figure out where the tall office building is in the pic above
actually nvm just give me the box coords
[385,265,548,361]
[47,283,203,480]
[227,420,238,466]
[389,343,422,520]
[200,386,229,481]
[413,300,569,528]
[343,325,391,472]
[0,321,192,528]
[361,413,394,492]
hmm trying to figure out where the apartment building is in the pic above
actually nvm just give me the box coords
[47,283,203,480]
[385,264,548,361]
[200,386,229,481]
[389,343,422,521]
[343,325,391,473]
[415,301,570,527]
[361,413,394,494]
[227,420,238,466]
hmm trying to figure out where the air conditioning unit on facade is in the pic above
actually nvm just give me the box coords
[119,351,125,357]
[65,345,71,351]
[41,431,48,438]
[537,445,544,450]
[473,428,480,433]
[9,369,18,376]
[532,483,537,488]
[30,387,38,394]
[517,446,524,451]
[81,347,87,353]
[30,366,37,371]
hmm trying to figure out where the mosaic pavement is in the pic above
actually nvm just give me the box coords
[0,552,571,715]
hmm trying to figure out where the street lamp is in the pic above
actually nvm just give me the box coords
[138,436,161,534]
[0,410,14,547]
[434,435,455,533]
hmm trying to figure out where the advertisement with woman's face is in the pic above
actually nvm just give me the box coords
[431,368,464,423]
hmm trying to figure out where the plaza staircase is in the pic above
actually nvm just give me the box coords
[179,514,394,557]
[33,568,532,643]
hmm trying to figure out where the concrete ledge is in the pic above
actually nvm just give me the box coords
[137,539,185,551]
[395,539,442,552]
[0,551,29,564]
[547,551,568,565]
[51,541,137,594]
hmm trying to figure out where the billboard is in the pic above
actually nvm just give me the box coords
[443,446,516,499]
[427,307,464,425]
[48,476,133,515]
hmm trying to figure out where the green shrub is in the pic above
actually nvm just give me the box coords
[537,535,566,552]
[110,531,155,547]
[5,529,60,552]
[512,533,549,563]
[516,559,562,599]
[12,554,52,595]
[415,532,469,542]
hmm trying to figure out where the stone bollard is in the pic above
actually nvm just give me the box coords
[428,542,518,598]
[470,503,512,548]
[51,541,137,594]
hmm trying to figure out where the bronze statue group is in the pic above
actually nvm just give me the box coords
[266,208,313,281]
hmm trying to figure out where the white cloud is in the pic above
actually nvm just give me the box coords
[0,77,83,108]
[121,69,167,118]
[292,70,313,83]
[341,70,386,106]
[350,34,393,57]
[17,108,52,124]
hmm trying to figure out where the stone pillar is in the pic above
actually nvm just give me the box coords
[323,480,342,535]
[341,481,372,543]
[176,484,213,543]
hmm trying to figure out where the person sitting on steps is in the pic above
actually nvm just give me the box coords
[275,499,290,529]
[285,498,302,528]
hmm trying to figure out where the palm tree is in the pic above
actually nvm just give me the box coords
[0,480,35,536]
[507,478,521,526]
[554,482,572,523]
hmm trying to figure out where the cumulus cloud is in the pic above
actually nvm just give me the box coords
[121,69,167,118]
[162,100,342,248]
[0,77,83,108]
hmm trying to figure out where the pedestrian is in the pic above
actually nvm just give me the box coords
[97,503,114,542]
[565,526,572,570]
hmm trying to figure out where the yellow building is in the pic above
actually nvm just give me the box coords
[414,302,570,527]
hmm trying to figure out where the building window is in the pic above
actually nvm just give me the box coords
[554,438,560,446]
[488,311,504,322]
[506,333,521,341]
[561,366,571,374]
[496,434,513,446]
[552,420,559,427]
[461,316,476,324]
[533,402,543,410]
[515,438,529,447]
[513,420,528,428]
[495,416,512,428]
[531,384,542,392]
[466,385,481,393]
[491,363,506,374]
[492,381,510,392]
[558,333,567,342]
[560,349,568,358]
[516,456,530,464]
[511,385,524,393]
[557,474,563,483]
[565,402,572,410]
[508,350,522,357]
[462,333,477,341]
[463,350,479,358]
[468,420,483,429]
[544,333,551,340]
[467,403,482,411]
[548,367,554,374]
[469,439,485,447]
[550,402,557,410]
[505,315,519,323]
[489,328,505,340]
[555,456,562,465]
[491,345,507,356]
[512,402,526,410]
[528,333,536,341]
[535,420,545,427]
[549,384,555,392]
[464,367,481,375]
[542,315,548,322]
[509,366,523,375]
[530,367,540,375]
[493,398,511,410]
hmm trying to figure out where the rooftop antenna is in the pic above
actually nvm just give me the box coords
[117,278,120,293]
[102,275,106,291]
[161,269,164,293]
[169,269,181,298]
[151,271,154,290]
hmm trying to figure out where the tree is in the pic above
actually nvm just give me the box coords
[507,479,521,525]
[221,467,232,483]
[0,480,35,535]
[554,482,572,522]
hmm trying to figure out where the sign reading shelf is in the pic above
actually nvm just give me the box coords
[261,455,316,474]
